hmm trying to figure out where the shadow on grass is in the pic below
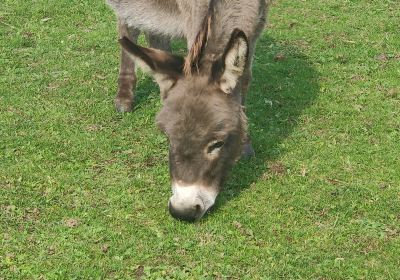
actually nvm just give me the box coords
[210,34,320,215]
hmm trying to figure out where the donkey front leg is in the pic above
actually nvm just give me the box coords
[145,33,173,100]
[115,19,140,112]
[240,64,256,159]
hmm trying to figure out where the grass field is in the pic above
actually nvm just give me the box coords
[1,0,400,279]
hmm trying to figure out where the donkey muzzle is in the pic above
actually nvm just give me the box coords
[168,183,218,222]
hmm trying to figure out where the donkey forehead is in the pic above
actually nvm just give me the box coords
[157,90,240,139]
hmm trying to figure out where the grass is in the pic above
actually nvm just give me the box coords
[1,0,399,279]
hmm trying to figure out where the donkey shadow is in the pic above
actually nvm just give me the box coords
[210,34,319,215]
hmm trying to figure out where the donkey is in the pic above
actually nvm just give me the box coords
[107,0,269,221]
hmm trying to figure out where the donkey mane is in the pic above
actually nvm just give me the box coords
[183,0,216,76]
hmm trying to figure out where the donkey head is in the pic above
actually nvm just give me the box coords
[119,29,249,221]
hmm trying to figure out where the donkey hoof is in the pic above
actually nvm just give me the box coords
[241,142,255,159]
[115,97,133,113]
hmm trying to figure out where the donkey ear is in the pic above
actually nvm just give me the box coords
[211,29,249,94]
[119,37,184,95]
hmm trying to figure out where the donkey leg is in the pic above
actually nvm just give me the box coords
[241,19,266,157]
[241,66,253,106]
[115,19,140,112]
[145,33,171,52]
[145,33,172,100]
[241,65,255,159]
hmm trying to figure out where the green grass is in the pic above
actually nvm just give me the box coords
[1,0,399,279]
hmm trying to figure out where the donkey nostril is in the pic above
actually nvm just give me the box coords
[195,204,202,212]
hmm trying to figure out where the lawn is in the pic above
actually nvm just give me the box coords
[1,0,399,279]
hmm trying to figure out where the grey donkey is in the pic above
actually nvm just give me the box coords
[107,0,269,221]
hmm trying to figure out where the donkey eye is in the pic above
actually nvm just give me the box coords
[207,141,225,154]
